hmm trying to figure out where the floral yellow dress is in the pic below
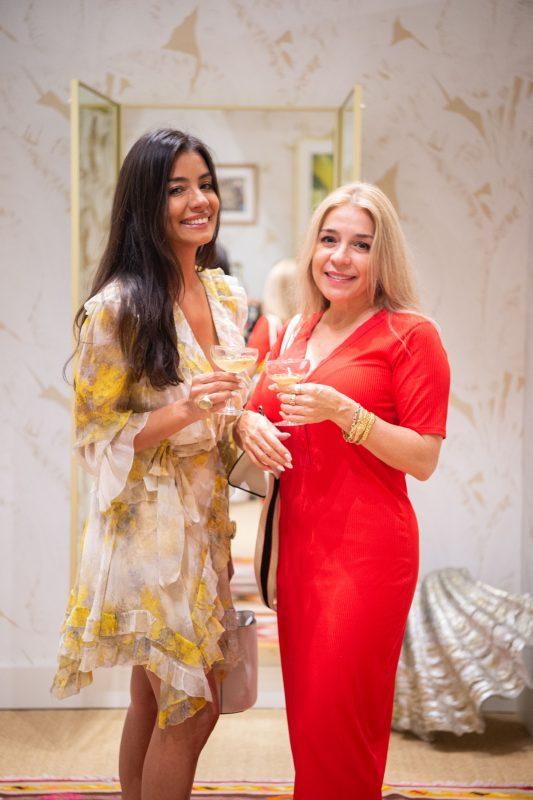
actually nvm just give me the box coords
[51,268,247,728]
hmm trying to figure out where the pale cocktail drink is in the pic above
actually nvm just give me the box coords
[265,357,311,427]
[210,345,259,415]
[213,355,258,374]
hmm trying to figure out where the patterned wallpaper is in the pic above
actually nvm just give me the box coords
[0,0,532,700]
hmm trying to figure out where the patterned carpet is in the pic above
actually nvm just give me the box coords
[1,780,532,798]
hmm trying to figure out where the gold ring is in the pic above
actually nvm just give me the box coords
[289,393,297,406]
[197,394,213,411]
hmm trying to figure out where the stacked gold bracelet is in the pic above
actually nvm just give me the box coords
[342,404,376,445]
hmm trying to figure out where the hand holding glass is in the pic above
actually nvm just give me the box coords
[210,345,258,416]
[265,357,311,427]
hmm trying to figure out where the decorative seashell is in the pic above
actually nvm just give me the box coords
[393,568,533,740]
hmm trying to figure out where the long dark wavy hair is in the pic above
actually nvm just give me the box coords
[72,128,221,389]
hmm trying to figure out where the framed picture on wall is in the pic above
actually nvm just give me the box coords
[295,138,334,246]
[217,164,258,225]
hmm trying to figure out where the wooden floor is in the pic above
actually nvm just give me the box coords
[0,709,532,784]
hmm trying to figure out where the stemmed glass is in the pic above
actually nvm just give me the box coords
[210,345,259,416]
[265,357,311,427]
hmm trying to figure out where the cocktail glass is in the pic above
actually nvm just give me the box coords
[265,357,311,427]
[210,345,259,416]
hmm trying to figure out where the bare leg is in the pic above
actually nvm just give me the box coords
[141,669,220,800]
[119,666,158,800]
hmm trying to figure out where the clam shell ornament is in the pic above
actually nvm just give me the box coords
[393,568,533,740]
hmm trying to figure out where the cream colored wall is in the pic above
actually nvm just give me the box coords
[0,0,532,706]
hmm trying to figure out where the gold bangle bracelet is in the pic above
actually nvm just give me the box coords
[342,406,376,446]
[352,412,366,444]
[357,412,376,444]
[352,408,370,442]
[355,412,371,444]
[342,404,361,443]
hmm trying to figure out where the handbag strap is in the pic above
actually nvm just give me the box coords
[280,313,302,354]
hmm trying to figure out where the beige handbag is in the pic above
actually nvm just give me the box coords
[254,473,280,610]
[228,450,268,497]
[228,460,279,610]
[217,609,258,713]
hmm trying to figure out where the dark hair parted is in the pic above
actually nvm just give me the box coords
[73,128,221,389]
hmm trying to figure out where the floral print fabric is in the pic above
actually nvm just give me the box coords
[51,269,247,727]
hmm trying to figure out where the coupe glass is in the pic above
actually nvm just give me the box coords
[265,357,311,427]
[210,345,259,416]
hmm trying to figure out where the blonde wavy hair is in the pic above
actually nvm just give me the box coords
[262,258,299,321]
[298,182,420,316]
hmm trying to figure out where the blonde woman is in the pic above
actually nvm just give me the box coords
[247,258,298,367]
[235,183,450,799]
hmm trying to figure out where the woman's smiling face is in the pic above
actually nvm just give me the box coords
[311,203,375,308]
[165,150,220,252]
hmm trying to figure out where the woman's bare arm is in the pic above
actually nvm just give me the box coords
[277,384,442,481]
[331,398,442,480]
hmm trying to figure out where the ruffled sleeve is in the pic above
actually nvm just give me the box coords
[204,269,248,334]
[197,269,248,465]
[225,274,248,333]
[74,286,149,512]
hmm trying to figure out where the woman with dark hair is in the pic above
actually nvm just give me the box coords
[51,129,247,799]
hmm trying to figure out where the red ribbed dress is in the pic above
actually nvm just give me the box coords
[248,309,450,799]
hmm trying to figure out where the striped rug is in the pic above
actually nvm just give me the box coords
[0,779,532,798]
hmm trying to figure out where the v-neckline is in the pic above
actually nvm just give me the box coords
[176,272,222,371]
[301,308,386,380]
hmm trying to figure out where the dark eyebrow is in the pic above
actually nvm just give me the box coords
[320,227,374,239]
[167,171,212,184]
